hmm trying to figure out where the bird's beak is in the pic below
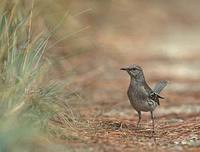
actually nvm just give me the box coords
[120,68,128,71]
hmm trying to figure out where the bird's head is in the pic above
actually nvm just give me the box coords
[120,64,144,80]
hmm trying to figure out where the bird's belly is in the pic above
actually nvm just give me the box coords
[128,95,157,112]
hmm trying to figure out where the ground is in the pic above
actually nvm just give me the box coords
[51,1,200,151]
[53,47,200,152]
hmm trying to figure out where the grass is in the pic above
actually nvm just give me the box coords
[0,2,74,151]
[0,1,94,151]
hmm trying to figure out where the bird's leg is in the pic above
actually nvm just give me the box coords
[150,111,155,133]
[136,111,141,129]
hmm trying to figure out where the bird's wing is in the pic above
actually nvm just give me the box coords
[141,81,167,105]
[144,82,153,95]
[149,92,160,105]
[153,80,168,94]
[149,80,168,105]
[143,82,161,105]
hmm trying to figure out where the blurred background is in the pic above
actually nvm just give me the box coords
[56,0,200,116]
[0,0,200,151]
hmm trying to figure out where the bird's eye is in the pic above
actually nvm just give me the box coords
[132,68,137,71]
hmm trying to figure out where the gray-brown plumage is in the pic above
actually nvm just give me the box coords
[121,64,167,132]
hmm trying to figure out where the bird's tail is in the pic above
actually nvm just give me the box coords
[153,80,167,94]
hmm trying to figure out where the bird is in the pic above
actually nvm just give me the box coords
[120,64,167,132]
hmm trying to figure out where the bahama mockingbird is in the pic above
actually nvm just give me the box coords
[121,64,167,132]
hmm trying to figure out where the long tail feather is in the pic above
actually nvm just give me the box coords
[153,80,167,94]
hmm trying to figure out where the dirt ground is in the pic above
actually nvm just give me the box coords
[55,48,200,152]
[52,1,200,151]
